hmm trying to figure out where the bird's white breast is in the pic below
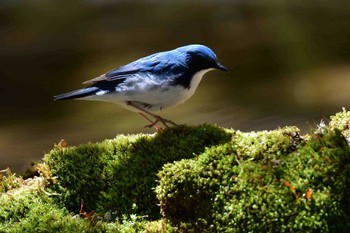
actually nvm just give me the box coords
[181,68,214,104]
[131,68,214,111]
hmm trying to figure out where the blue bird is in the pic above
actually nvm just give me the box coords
[54,44,228,130]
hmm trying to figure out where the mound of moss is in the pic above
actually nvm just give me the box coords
[43,124,230,220]
[1,110,350,232]
[156,127,350,232]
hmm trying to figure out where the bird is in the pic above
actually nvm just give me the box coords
[54,44,228,130]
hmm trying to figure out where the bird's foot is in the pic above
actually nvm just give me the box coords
[155,115,178,128]
[144,122,163,131]
[138,112,163,131]
[129,102,178,131]
[144,115,178,130]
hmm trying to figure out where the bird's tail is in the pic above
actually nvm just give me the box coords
[54,87,99,100]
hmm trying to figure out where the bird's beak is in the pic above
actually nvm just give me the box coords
[216,62,229,72]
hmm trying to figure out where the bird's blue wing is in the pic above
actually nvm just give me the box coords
[83,51,188,85]
[105,52,164,79]
[106,64,143,79]
[82,64,142,84]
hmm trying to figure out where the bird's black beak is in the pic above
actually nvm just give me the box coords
[216,62,229,72]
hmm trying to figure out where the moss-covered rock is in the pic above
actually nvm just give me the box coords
[1,111,350,232]
[156,126,350,232]
[0,171,92,232]
[43,124,231,220]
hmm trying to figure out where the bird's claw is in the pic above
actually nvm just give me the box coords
[129,102,178,131]
[143,116,178,131]
[144,122,163,131]
[155,116,178,128]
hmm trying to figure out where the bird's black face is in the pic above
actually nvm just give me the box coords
[188,51,228,73]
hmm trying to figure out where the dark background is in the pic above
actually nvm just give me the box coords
[1,0,350,172]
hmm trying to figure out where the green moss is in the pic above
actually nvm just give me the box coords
[329,107,350,140]
[1,110,350,232]
[0,184,151,232]
[156,124,350,232]
[0,179,89,232]
[43,124,231,219]
[0,168,22,193]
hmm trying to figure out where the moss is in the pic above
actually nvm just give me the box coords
[144,219,177,233]
[0,176,89,232]
[329,107,350,141]
[156,123,350,232]
[0,185,150,232]
[0,168,22,193]
[43,124,231,219]
[1,111,350,232]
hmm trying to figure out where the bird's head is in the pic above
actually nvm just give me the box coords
[181,44,228,73]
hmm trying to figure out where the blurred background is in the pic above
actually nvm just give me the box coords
[1,0,350,173]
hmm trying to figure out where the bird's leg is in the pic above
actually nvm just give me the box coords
[137,112,163,131]
[126,101,178,128]
[144,111,178,128]
[139,108,178,128]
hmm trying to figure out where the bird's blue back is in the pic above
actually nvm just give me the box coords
[106,47,188,79]
[105,44,218,88]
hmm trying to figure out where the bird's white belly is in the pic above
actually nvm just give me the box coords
[81,68,213,112]
[113,85,191,112]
